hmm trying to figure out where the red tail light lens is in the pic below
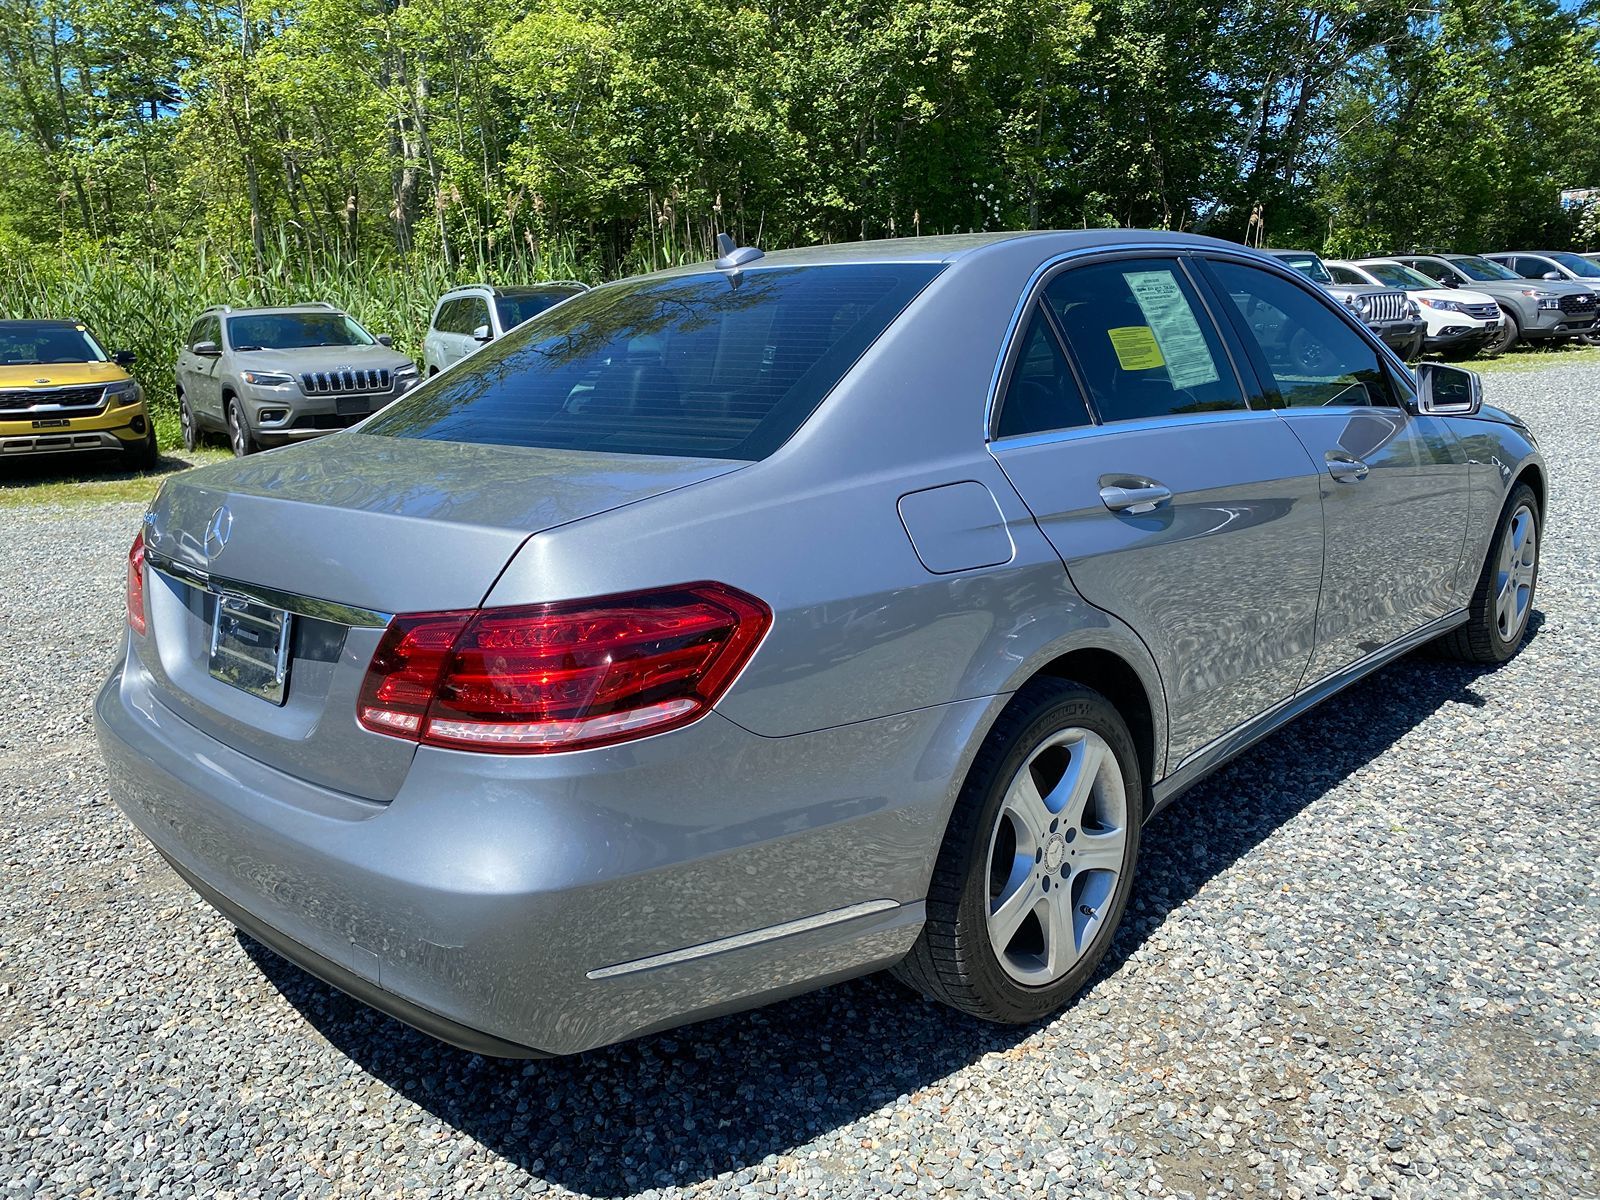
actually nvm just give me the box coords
[358,583,771,753]
[126,531,147,636]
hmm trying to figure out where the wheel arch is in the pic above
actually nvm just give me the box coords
[1029,646,1162,816]
[1515,460,1546,516]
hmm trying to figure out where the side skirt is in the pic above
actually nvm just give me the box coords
[1148,609,1468,818]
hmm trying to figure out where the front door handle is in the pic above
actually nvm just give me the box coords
[1099,481,1173,514]
[1326,452,1369,482]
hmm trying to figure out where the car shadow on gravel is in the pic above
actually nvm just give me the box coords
[242,632,1532,1198]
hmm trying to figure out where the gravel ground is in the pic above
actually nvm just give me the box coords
[3,364,1598,1200]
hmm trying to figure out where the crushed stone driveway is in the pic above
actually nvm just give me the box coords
[3,362,1598,1200]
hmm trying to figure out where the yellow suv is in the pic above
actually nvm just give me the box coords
[0,319,157,468]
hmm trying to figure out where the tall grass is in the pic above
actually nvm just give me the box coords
[0,235,593,445]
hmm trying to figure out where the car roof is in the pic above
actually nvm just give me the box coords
[1263,248,1318,257]
[640,229,1260,281]
[0,318,89,330]
[442,282,588,298]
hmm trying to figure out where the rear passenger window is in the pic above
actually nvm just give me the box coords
[1043,259,1243,422]
[432,300,459,333]
[1208,260,1395,409]
[995,309,1092,437]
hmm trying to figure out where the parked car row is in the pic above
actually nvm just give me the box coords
[1264,247,1598,360]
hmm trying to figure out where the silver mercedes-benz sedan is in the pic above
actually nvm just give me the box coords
[97,231,1546,1058]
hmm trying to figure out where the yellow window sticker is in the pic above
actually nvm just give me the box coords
[1107,325,1165,372]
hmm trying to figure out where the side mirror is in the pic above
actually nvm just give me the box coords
[112,349,137,367]
[472,324,493,343]
[1542,271,1563,282]
[375,333,395,347]
[193,340,221,357]
[1415,361,1482,416]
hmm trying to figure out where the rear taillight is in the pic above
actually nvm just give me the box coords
[357,583,771,753]
[126,531,147,635]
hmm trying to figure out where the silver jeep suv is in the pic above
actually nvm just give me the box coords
[176,303,420,456]
[1265,249,1425,359]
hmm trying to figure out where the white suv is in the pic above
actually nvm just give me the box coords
[422,282,589,375]
[1328,259,1504,359]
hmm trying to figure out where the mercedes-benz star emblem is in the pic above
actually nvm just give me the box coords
[204,505,233,560]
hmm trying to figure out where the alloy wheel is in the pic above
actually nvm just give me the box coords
[180,398,196,451]
[229,404,249,457]
[1495,504,1537,642]
[985,727,1128,986]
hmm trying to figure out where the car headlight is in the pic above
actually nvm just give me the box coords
[242,370,296,387]
[104,380,143,406]
[1344,294,1371,316]
[395,364,418,379]
[1418,298,1462,313]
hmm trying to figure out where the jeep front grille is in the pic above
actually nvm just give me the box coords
[299,368,392,395]
[1366,291,1411,323]
[0,384,107,414]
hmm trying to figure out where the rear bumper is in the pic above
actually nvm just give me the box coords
[95,647,978,1055]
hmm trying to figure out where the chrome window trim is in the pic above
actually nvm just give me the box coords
[989,404,1286,455]
[984,243,1257,443]
[146,549,393,629]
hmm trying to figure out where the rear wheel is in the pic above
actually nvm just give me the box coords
[179,391,199,451]
[1436,483,1540,663]
[895,679,1141,1024]
[227,397,257,457]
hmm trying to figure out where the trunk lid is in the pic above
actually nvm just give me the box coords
[137,433,744,801]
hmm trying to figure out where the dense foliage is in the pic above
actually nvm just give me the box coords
[0,0,1597,438]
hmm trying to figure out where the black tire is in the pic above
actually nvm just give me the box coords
[226,397,257,457]
[179,391,199,451]
[1436,482,1540,664]
[894,679,1142,1024]
[125,425,159,470]
[1487,309,1519,356]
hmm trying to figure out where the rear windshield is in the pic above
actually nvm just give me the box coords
[363,263,942,460]
[495,291,582,329]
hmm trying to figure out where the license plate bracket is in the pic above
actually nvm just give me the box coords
[208,594,292,704]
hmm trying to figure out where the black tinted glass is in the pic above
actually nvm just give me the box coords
[366,264,941,460]
[496,292,577,329]
[1044,259,1243,422]
[1210,260,1392,408]
[227,312,372,349]
[995,309,1092,437]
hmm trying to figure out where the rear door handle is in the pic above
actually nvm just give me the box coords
[1325,452,1369,483]
[1099,482,1173,514]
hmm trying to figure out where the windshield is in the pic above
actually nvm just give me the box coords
[1363,262,1438,290]
[226,312,374,350]
[1272,253,1334,284]
[1450,256,1521,283]
[0,323,108,365]
[364,263,942,460]
[496,292,580,330]
[1547,252,1600,279]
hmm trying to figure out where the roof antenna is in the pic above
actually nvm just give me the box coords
[714,232,764,270]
